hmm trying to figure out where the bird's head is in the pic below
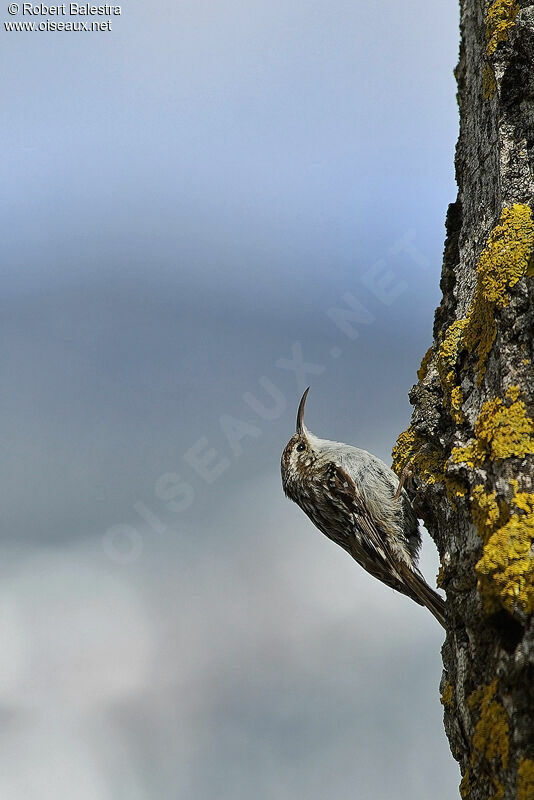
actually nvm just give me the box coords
[281,388,319,495]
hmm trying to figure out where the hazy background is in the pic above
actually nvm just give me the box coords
[2,1,460,797]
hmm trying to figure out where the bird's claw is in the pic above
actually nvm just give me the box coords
[393,463,414,501]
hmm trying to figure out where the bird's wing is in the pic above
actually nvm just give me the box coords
[325,462,424,602]
[326,461,446,626]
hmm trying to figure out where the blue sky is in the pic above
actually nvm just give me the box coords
[2,2,460,797]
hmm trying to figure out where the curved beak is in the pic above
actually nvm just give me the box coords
[296,387,310,434]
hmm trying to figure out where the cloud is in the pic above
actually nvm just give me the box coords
[2,0,459,794]
[0,470,457,798]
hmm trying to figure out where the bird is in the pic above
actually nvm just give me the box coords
[281,388,446,628]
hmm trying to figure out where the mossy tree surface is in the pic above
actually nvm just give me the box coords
[393,2,534,797]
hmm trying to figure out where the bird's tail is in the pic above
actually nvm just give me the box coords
[398,562,447,629]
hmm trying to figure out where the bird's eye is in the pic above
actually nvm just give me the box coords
[296,443,306,452]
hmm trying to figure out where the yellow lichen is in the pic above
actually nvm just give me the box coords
[506,385,520,402]
[450,384,466,424]
[470,484,507,534]
[440,681,454,708]
[391,426,445,486]
[460,767,504,800]
[411,449,446,487]
[455,388,534,615]
[514,490,534,513]
[492,780,505,800]
[436,205,534,387]
[392,427,470,502]
[445,477,468,502]
[460,680,509,800]
[486,0,520,56]
[517,759,534,800]
[436,320,467,411]
[476,490,534,614]
[439,368,466,423]
[452,386,534,468]
[468,204,534,381]
[417,345,433,382]
[438,319,467,368]
[477,204,534,304]
[459,768,472,800]
[392,427,420,474]
[483,62,497,100]
[474,389,534,460]
[469,680,509,768]
[451,443,477,469]
[464,294,497,384]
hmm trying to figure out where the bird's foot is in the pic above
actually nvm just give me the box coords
[393,463,414,501]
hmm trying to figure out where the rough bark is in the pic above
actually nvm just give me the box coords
[392,2,534,798]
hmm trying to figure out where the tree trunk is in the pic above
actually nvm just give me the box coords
[392,2,534,798]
